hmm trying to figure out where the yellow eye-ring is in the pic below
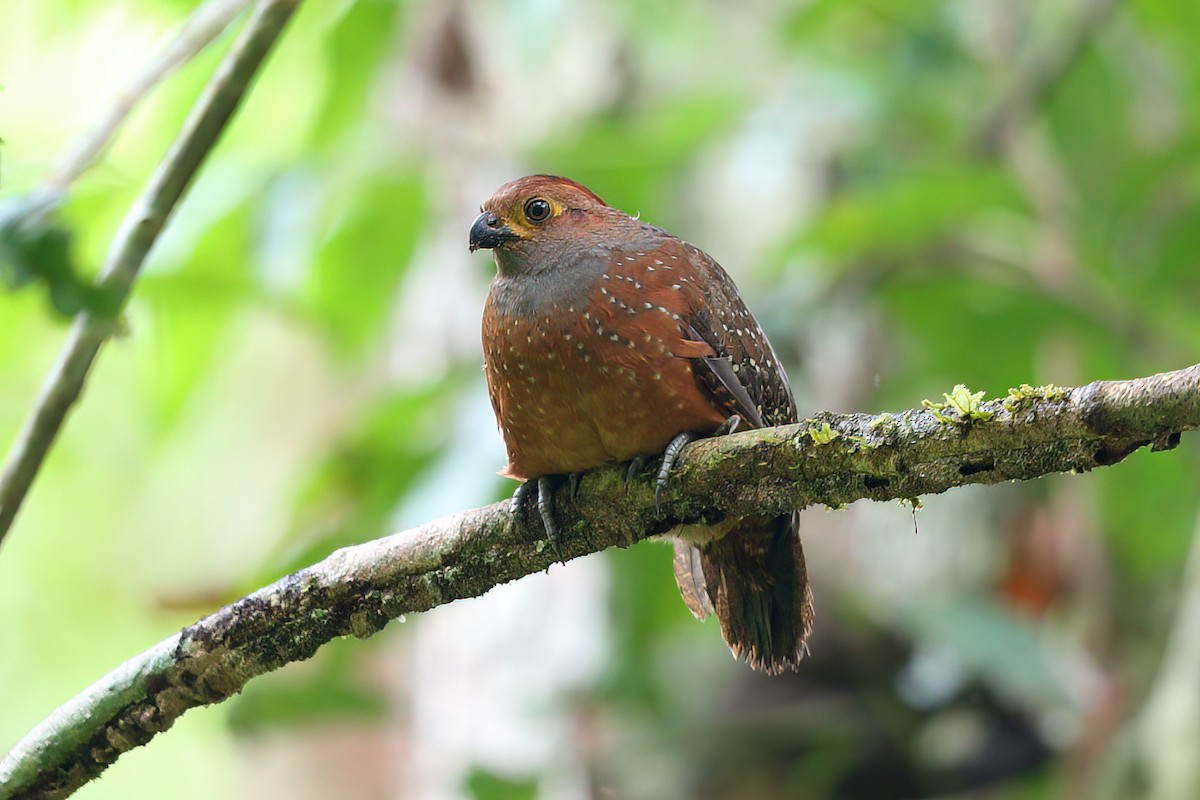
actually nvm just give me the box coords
[523,197,552,223]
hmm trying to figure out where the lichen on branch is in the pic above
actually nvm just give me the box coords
[2,363,1197,799]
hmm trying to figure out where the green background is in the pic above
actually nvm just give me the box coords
[2,1,1198,798]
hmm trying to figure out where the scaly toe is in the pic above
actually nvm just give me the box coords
[655,432,698,502]
[536,475,562,558]
[510,480,536,515]
[511,477,564,561]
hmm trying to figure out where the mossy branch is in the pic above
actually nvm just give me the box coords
[2,364,1197,798]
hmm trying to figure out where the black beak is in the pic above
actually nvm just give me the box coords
[469,211,518,252]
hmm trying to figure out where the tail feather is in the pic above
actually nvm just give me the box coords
[673,513,814,674]
[673,539,715,619]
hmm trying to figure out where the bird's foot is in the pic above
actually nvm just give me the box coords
[510,474,569,559]
[625,454,652,485]
[713,414,743,438]
[655,432,698,502]
[654,417,742,502]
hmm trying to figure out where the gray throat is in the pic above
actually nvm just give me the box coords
[489,220,669,321]
[490,246,608,320]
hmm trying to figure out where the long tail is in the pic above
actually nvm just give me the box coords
[673,512,814,674]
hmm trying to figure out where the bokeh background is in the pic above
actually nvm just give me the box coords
[2,1,1199,798]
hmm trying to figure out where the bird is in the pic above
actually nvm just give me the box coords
[469,174,814,673]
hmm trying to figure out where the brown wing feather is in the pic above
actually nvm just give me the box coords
[662,241,797,428]
[643,237,813,672]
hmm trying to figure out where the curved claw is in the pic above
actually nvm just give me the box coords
[655,431,699,502]
[625,454,651,485]
[713,414,742,438]
[536,475,560,553]
[650,416,741,500]
[511,480,537,515]
[510,476,563,560]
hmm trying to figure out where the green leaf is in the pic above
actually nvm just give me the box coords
[0,195,109,318]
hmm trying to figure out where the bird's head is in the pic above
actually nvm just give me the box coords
[469,175,614,275]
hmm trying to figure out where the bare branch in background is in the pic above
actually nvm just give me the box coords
[0,0,301,550]
[975,0,1121,155]
[41,0,253,200]
[2,364,1196,799]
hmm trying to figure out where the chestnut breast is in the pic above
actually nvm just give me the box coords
[483,238,729,480]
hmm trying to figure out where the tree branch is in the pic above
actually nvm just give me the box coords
[2,364,1197,799]
[0,0,301,549]
[42,0,254,200]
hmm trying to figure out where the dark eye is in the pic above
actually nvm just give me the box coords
[524,198,552,223]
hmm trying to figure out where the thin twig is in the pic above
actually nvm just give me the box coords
[0,0,302,549]
[40,0,253,201]
[1,364,1197,799]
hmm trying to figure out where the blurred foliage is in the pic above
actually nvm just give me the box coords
[464,770,537,800]
[262,378,457,583]
[2,0,1199,798]
[227,635,389,733]
[0,195,109,317]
